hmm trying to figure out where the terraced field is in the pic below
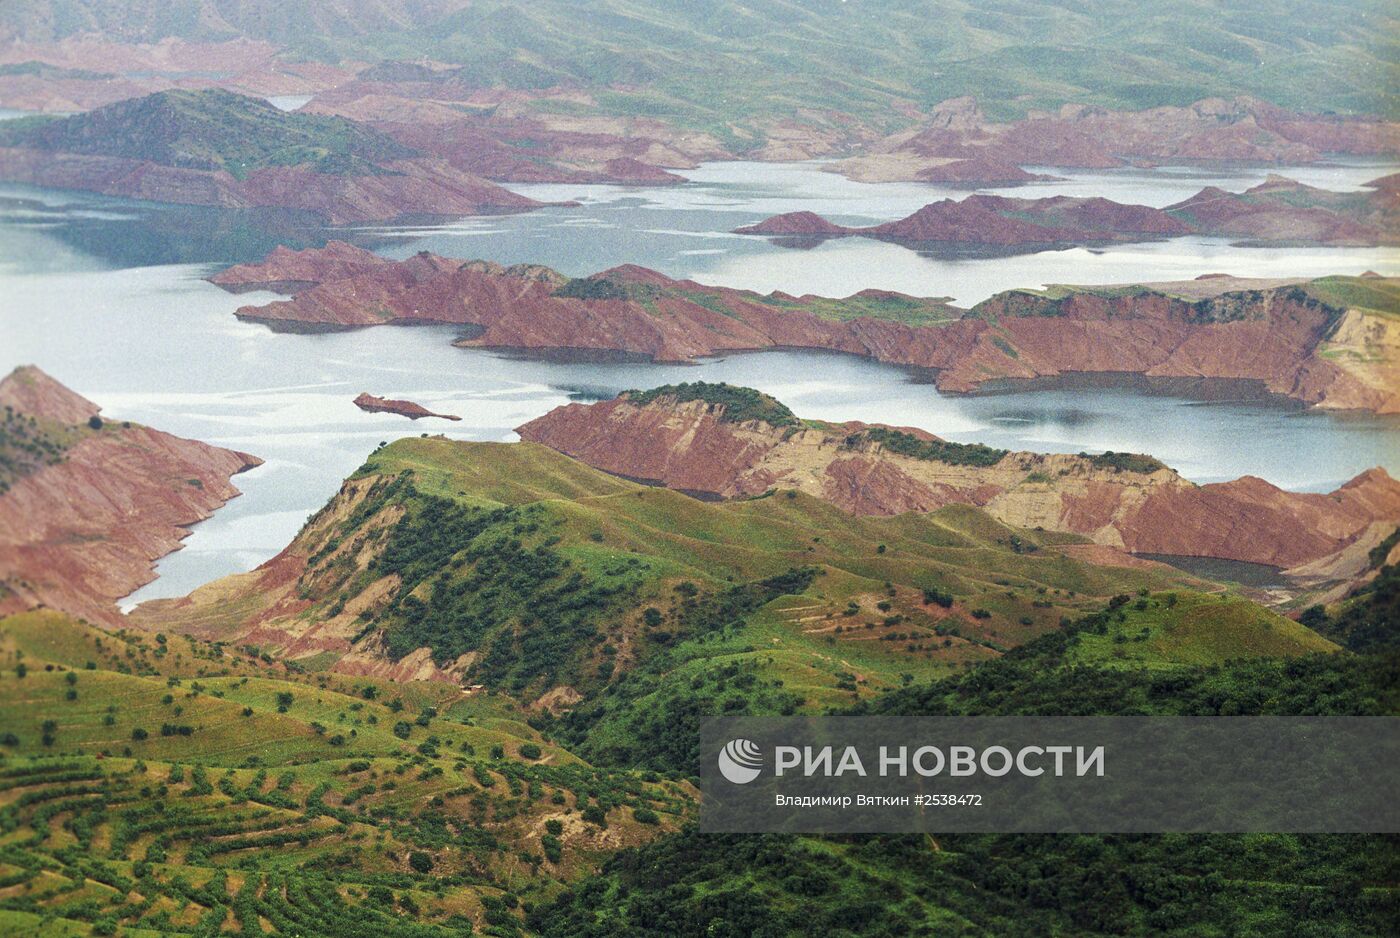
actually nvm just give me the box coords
[0,612,690,936]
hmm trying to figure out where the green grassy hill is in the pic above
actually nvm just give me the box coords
[535,612,1396,938]
[141,436,1203,722]
[0,90,417,178]
[0,610,690,936]
[4,430,1389,935]
[1064,591,1340,669]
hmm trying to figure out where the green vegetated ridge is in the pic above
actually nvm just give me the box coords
[1302,275,1400,317]
[757,290,963,326]
[2,1,1394,127]
[623,382,797,427]
[536,585,1399,938]
[0,89,417,177]
[3,434,1395,935]
[279,437,1208,704]
[849,425,1009,468]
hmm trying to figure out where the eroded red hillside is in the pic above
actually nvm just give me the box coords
[215,247,1400,414]
[0,366,261,626]
[517,389,1400,573]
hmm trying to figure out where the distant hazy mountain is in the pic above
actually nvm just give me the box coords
[2,0,1393,119]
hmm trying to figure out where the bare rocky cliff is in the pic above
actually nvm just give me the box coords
[0,366,261,626]
[517,389,1400,572]
[216,247,1400,415]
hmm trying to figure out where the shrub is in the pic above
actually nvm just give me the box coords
[408,851,434,873]
[624,382,798,426]
[850,426,1007,467]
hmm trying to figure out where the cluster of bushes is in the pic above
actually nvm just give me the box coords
[0,406,72,492]
[1082,450,1167,474]
[532,826,1394,938]
[849,426,1008,467]
[369,487,651,693]
[555,569,820,773]
[625,382,798,427]
[555,276,659,302]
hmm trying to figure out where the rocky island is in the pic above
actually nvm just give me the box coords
[736,175,1398,248]
[353,392,460,421]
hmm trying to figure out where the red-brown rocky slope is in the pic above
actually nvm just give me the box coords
[0,147,546,224]
[215,246,1400,414]
[0,366,261,627]
[737,177,1396,248]
[831,96,1400,184]
[353,392,460,421]
[517,389,1400,572]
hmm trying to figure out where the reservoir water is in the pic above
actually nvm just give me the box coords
[0,161,1396,605]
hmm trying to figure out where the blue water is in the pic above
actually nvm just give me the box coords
[0,161,1395,605]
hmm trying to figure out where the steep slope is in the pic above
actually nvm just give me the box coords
[0,365,260,626]
[132,435,1202,707]
[216,248,1400,414]
[0,89,547,223]
[517,384,1400,571]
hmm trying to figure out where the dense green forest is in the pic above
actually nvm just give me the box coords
[533,585,1400,937]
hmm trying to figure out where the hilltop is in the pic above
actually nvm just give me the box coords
[0,89,547,222]
[132,434,1208,710]
[517,383,1400,575]
[0,88,414,177]
[215,246,1400,414]
[0,366,260,626]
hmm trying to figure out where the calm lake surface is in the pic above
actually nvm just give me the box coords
[0,160,1396,604]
